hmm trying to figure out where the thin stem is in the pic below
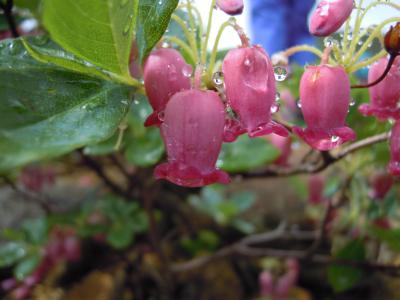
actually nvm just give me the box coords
[186,0,199,54]
[171,14,199,61]
[362,1,400,18]
[201,0,217,65]
[345,0,365,64]
[347,49,386,73]
[349,17,400,65]
[207,20,232,79]
[163,36,197,64]
[178,3,204,38]
[342,16,352,51]
[283,45,323,59]
[351,54,396,88]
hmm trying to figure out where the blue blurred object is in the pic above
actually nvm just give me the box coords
[249,0,316,65]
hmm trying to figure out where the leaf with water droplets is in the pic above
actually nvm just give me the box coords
[42,0,139,79]
[0,39,132,172]
[136,0,179,62]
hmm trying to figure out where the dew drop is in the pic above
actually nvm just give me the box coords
[324,37,338,48]
[297,101,302,108]
[274,66,288,81]
[244,58,252,66]
[212,71,224,87]
[331,135,339,142]
[34,35,49,46]
[270,104,280,114]
[182,65,193,78]
[158,0,163,4]
[123,15,133,35]
[158,111,165,122]
[275,92,281,102]
[161,41,171,48]
[134,99,139,105]
[350,98,356,106]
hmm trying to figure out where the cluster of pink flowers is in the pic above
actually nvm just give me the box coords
[140,0,400,187]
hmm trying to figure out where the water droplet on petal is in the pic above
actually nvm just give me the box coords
[275,92,281,102]
[297,101,302,108]
[161,41,171,48]
[270,104,280,114]
[182,65,193,78]
[331,135,339,142]
[350,98,356,106]
[158,111,165,122]
[274,66,288,81]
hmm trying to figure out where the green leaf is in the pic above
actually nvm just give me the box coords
[327,240,366,293]
[107,223,134,249]
[14,254,41,280]
[22,218,48,244]
[218,135,280,172]
[0,39,132,172]
[42,0,138,79]
[0,243,27,267]
[83,133,119,156]
[136,0,179,62]
[369,226,400,252]
[22,36,119,82]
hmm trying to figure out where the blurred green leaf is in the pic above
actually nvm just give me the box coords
[0,243,27,268]
[83,133,119,156]
[14,253,41,280]
[369,226,400,252]
[14,0,42,14]
[218,135,280,172]
[327,240,366,293]
[22,218,48,244]
[107,223,134,249]
[136,0,179,62]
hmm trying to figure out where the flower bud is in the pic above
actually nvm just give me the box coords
[222,46,288,139]
[154,89,230,187]
[384,22,400,56]
[216,0,244,15]
[369,171,393,200]
[143,48,192,127]
[359,56,400,120]
[259,271,274,296]
[309,0,354,37]
[388,121,400,177]
[293,64,356,151]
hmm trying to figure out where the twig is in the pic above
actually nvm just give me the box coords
[0,0,19,38]
[241,132,389,178]
[1,176,51,214]
[77,150,131,199]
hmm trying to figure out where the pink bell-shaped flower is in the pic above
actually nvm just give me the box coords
[143,48,192,127]
[216,0,243,15]
[359,56,400,120]
[267,134,292,166]
[154,89,230,187]
[309,0,354,37]
[222,46,289,140]
[293,64,356,151]
[389,121,400,177]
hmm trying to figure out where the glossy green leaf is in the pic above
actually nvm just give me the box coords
[0,243,27,267]
[327,240,366,293]
[218,135,280,172]
[14,254,41,280]
[0,39,132,172]
[22,36,118,82]
[136,0,179,62]
[42,0,138,79]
